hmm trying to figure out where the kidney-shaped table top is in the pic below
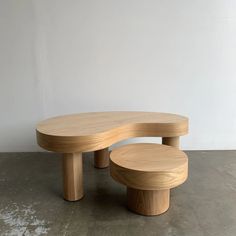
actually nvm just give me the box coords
[36,111,188,153]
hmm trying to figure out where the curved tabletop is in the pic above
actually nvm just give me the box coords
[36,111,188,153]
[110,143,188,190]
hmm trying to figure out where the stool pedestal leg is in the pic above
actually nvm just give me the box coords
[162,137,179,148]
[94,148,109,168]
[62,152,83,201]
[127,188,170,216]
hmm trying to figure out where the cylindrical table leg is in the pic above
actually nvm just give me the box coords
[62,152,83,201]
[94,148,109,168]
[127,188,170,216]
[162,137,180,148]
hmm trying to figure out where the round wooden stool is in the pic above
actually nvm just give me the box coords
[110,143,188,216]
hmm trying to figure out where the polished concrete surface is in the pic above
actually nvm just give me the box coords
[0,150,236,236]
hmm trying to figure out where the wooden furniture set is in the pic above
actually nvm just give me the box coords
[36,111,188,216]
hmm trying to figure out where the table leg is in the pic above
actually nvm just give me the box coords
[162,137,180,148]
[127,188,170,216]
[94,148,109,168]
[62,152,83,201]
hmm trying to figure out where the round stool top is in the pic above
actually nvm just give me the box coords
[110,143,188,190]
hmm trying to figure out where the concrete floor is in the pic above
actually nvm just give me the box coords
[0,151,236,236]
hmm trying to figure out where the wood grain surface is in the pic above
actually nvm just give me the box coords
[110,143,188,190]
[36,111,188,153]
[94,148,110,168]
[62,152,83,201]
[127,188,170,216]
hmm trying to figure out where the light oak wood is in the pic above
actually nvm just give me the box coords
[110,143,188,190]
[110,143,188,216]
[94,148,109,168]
[62,153,83,201]
[162,136,180,148]
[127,188,170,216]
[36,112,188,153]
[36,112,188,202]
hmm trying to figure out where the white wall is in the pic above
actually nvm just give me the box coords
[1,0,236,151]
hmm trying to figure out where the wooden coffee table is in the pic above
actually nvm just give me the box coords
[36,111,188,201]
